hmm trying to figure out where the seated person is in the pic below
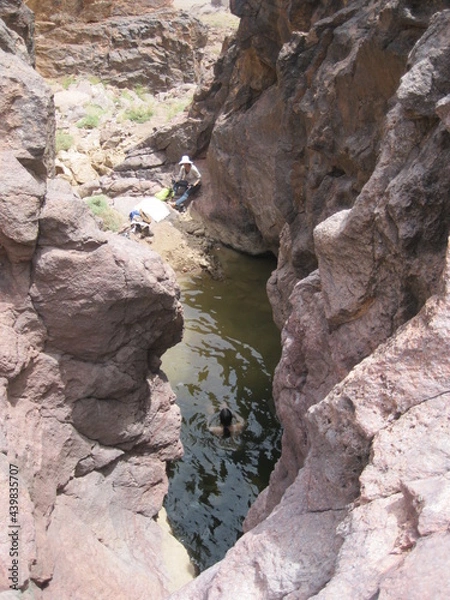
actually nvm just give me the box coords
[171,155,202,210]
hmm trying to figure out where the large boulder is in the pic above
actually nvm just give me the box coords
[0,0,35,61]
[0,174,185,600]
[0,160,185,597]
[0,49,54,177]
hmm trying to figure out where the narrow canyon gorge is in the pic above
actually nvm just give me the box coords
[1,0,450,599]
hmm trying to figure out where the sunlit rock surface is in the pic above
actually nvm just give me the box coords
[2,0,450,598]
[168,2,450,599]
[0,3,186,597]
[27,0,207,90]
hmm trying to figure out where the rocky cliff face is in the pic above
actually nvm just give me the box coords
[27,0,207,90]
[0,2,185,598]
[4,0,450,598]
[0,0,35,60]
[25,0,171,21]
[166,1,450,599]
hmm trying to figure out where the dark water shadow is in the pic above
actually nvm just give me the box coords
[162,247,282,571]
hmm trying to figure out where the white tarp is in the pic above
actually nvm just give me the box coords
[134,196,171,222]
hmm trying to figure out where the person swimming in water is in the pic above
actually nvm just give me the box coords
[210,406,245,438]
[219,407,233,438]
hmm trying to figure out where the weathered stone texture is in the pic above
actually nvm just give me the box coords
[0,171,184,596]
[0,0,35,60]
[29,2,207,91]
[167,3,450,600]
[0,6,186,597]
[251,0,450,547]
[3,0,450,598]
[123,1,449,262]
[31,195,182,360]
[26,0,172,22]
[0,153,45,262]
[172,243,450,599]
[0,52,54,177]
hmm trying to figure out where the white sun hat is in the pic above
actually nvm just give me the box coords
[179,155,193,165]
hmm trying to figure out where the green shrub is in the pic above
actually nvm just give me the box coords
[200,12,239,29]
[55,130,74,153]
[120,89,134,102]
[88,75,102,85]
[76,114,100,129]
[165,98,191,121]
[85,195,126,232]
[122,104,155,123]
[76,104,106,129]
[61,75,76,89]
[134,83,149,99]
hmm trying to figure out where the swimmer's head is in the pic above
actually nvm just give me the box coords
[219,407,233,428]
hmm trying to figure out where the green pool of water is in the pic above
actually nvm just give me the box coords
[162,247,282,572]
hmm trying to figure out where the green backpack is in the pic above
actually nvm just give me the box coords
[154,187,174,201]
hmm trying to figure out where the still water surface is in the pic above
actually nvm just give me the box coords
[162,247,282,572]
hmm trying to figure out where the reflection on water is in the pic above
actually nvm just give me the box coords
[162,247,282,572]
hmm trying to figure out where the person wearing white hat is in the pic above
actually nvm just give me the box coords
[171,155,202,211]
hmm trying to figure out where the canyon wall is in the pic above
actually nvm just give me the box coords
[25,0,207,90]
[167,0,450,598]
[0,2,187,598]
[3,0,450,598]
[25,0,171,21]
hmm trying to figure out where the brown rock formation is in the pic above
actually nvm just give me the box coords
[121,2,448,259]
[167,2,450,599]
[4,0,450,597]
[26,0,207,91]
[26,0,171,22]
[0,4,185,598]
[0,0,35,60]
